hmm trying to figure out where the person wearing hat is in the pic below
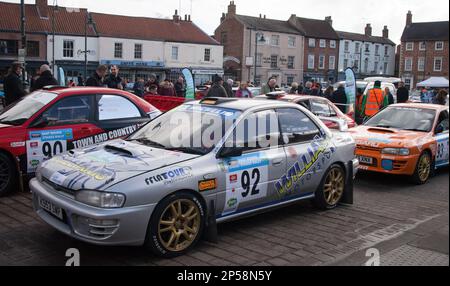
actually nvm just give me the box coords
[3,62,26,106]
[205,74,228,98]
[360,80,388,119]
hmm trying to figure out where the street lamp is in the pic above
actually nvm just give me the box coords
[251,29,265,85]
[51,2,58,75]
[83,13,96,81]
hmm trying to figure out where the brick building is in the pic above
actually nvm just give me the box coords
[288,15,340,84]
[399,11,449,89]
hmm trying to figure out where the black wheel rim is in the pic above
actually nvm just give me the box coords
[0,158,11,191]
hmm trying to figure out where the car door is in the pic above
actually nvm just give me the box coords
[218,109,287,217]
[274,107,332,199]
[70,94,151,149]
[26,94,103,173]
[434,109,449,168]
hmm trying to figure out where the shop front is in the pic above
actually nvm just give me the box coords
[100,60,166,83]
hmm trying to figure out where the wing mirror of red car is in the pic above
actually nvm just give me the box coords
[217,146,244,158]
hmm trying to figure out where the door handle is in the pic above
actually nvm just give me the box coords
[272,158,284,166]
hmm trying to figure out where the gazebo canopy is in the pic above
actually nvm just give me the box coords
[416,77,449,88]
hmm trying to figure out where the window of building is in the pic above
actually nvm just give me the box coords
[319,39,326,48]
[114,42,123,58]
[419,42,426,51]
[26,41,40,57]
[0,39,18,56]
[418,57,425,71]
[63,40,74,58]
[434,57,443,71]
[221,32,228,44]
[287,56,295,69]
[374,61,379,73]
[383,62,388,74]
[375,45,380,56]
[355,42,360,53]
[343,59,348,68]
[287,76,294,85]
[256,53,263,67]
[319,55,325,69]
[330,40,336,49]
[204,48,211,62]
[365,43,370,53]
[171,46,179,60]
[405,42,414,51]
[363,58,369,73]
[435,41,444,51]
[270,55,278,68]
[329,56,335,70]
[288,36,296,47]
[404,57,413,71]
[271,35,280,46]
[308,38,315,48]
[384,46,389,56]
[344,41,349,52]
[354,59,359,71]
[308,54,315,69]
[134,43,142,59]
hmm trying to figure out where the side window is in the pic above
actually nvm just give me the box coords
[436,110,449,133]
[298,100,311,110]
[277,108,321,144]
[310,100,333,117]
[225,110,280,152]
[41,96,92,125]
[98,95,142,120]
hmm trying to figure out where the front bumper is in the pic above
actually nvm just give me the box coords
[355,149,418,176]
[352,158,359,178]
[30,178,156,246]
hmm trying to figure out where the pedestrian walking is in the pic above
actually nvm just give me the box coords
[103,65,123,89]
[31,64,58,92]
[3,62,26,106]
[396,81,409,103]
[85,65,108,87]
[205,75,228,98]
[261,78,277,95]
[330,84,347,113]
[174,76,186,97]
[360,80,388,119]
[235,82,253,98]
[384,87,395,105]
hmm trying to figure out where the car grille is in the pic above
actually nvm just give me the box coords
[356,145,382,152]
[43,178,75,197]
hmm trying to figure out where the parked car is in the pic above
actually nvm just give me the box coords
[350,103,449,184]
[256,92,356,129]
[0,86,161,196]
[31,97,358,257]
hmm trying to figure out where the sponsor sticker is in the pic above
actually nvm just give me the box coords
[198,179,217,192]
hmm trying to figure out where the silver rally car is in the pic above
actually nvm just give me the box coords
[30,97,358,257]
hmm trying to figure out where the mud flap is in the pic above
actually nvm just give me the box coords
[341,161,354,205]
[204,200,218,243]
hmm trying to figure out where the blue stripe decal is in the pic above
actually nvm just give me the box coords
[216,192,314,219]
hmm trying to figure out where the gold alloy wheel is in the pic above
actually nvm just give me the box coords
[323,168,345,205]
[418,154,431,182]
[158,199,201,252]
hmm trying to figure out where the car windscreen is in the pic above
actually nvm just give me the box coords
[365,107,436,132]
[129,104,241,155]
[0,91,58,126]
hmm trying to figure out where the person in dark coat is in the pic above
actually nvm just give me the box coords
[145,74,160,92]
[103,65,123,89]
[205,75,228,98]
[174,76,186,97]
[85,65,108,87]
[396,81,409,103]
[31,64,58,92]
[77,73,84,86]
[3,62,26,106]
[330,84,347,113]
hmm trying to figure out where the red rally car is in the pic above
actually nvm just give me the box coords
[0,86,161,196]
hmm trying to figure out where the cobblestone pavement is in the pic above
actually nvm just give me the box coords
[0,168,448,266]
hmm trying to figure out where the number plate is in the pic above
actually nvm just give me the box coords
[39,197,63,220]
[358,156,373,165]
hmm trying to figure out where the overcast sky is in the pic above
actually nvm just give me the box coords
[5,0,450,44]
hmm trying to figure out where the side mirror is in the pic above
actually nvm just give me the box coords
[435,124,444,134]
[30,116,50,128]
[218,147,243,158]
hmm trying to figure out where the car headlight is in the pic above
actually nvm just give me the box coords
[75,190,126,208]
[382,148,410,156]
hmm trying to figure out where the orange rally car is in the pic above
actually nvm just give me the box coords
[350,103,449,184]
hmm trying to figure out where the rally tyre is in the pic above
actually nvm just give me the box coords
[313,164,345,210]
[145,191,205,258]
[411,152,432,185]
[0,152,17,197]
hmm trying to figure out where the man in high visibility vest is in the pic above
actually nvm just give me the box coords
[360,80,389,119]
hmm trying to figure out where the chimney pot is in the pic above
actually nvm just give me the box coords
[36,0,49,19]
[228,1,236,15]
[325,16,332,27]
[406,10,412,26]
[382,25,389,38]
[365,23,372,36]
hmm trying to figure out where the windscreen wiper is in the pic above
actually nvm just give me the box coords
[134,138,167,149]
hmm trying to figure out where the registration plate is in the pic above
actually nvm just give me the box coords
[358,156,373,165]
[39,197,63,220]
